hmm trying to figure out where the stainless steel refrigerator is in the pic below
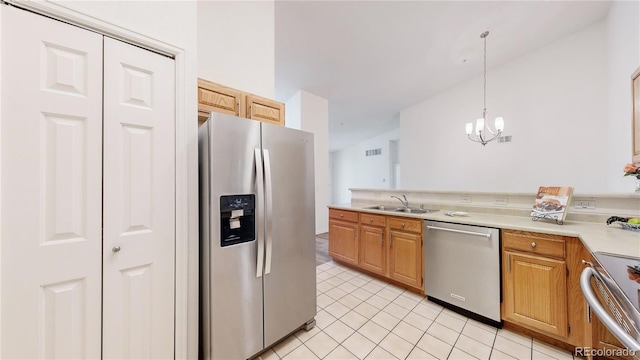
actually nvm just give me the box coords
[199,113,317,360]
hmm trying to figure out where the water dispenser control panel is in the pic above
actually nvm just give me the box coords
[220,194,255,247]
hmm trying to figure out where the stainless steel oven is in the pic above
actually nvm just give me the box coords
[581,252,640,356]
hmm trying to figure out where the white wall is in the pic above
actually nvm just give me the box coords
[197,1,275,98]
[286,91,330,234]
[332,128,400,204]
[606,1,640,192]
[401,21,611,193]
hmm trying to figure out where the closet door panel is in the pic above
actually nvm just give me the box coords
[102,37,176,359]
[0,6,103,359]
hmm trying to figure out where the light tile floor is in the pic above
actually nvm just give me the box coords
[256,261,584,360]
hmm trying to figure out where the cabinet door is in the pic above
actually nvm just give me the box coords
[388,230,422,289]
[1,7,103,358]
[359,225,385,275]
[198,79,243,123]
[503,251,568,338]
[103,37,175,359]
[328,219,358,265]
[246,94,285,126]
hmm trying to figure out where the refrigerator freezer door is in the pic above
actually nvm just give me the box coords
[261,124,317,348]
[199,115,264,360]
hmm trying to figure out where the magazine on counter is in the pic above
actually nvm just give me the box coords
[531,186,574,224]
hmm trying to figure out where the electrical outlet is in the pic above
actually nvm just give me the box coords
[573,200,596,209]
[460,195,472,203]
[494,196,508,205]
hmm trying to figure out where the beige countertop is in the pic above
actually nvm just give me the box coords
[329,203,640,258]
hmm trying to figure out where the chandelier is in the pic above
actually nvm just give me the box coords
[466,31,504,146]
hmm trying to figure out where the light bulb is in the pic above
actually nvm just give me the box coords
[495,117,504,132]
[465,123,473,135]
[475,118,484,135]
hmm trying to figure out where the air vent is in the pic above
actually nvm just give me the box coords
[365,148,382,157]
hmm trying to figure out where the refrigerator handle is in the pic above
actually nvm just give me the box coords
[263,149,273,275]
[254,148,265,278]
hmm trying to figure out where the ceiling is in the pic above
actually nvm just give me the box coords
[274,1,612,151]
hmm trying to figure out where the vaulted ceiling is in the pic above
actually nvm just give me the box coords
[274,1,612,151]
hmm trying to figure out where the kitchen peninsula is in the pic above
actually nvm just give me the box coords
[328,189,640,356]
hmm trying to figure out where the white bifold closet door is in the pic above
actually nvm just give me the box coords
[1,6,103,359]
[0,5,175,359]
[102,37,175,359]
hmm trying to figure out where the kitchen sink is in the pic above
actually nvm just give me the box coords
[364,205,403,211]
[364,205,438,214]
[394,208,438,214]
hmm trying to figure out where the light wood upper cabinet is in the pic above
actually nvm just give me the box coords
[198,79,243,122]
[198,78,285,126]
[246,94,285,126]
[632,67,640,163]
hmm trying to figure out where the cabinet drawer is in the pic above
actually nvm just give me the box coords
[388,217,422,233]
[329,209,359,223]
[359,213,386,227]
[503,230,565,258]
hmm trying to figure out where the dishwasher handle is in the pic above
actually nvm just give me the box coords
[426,225,491,239]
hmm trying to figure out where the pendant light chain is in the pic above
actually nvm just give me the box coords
[482,31,488,120]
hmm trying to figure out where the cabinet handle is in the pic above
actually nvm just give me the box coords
[340,214,343,218]
[401,223,405,228]
[369,218,373,223]
[530,242,537,248]
[112,246,121,253]
[507,253,511,273]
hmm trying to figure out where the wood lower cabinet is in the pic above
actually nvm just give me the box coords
[502,229,589,348]
[503,250,568,338]
[359,213,386,275]
[328,209,359,266]
[328,209,424,292]
[503,230,569,339]
[198,78,285,126]
[388,217,423,289]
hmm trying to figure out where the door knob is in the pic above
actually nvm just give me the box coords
[112,246,121,253]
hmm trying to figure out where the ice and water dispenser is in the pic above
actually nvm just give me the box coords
[219,194,256,247]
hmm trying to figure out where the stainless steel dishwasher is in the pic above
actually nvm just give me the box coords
[424,220,501,326]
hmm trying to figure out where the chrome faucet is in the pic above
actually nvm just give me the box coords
[391,195,409,209]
